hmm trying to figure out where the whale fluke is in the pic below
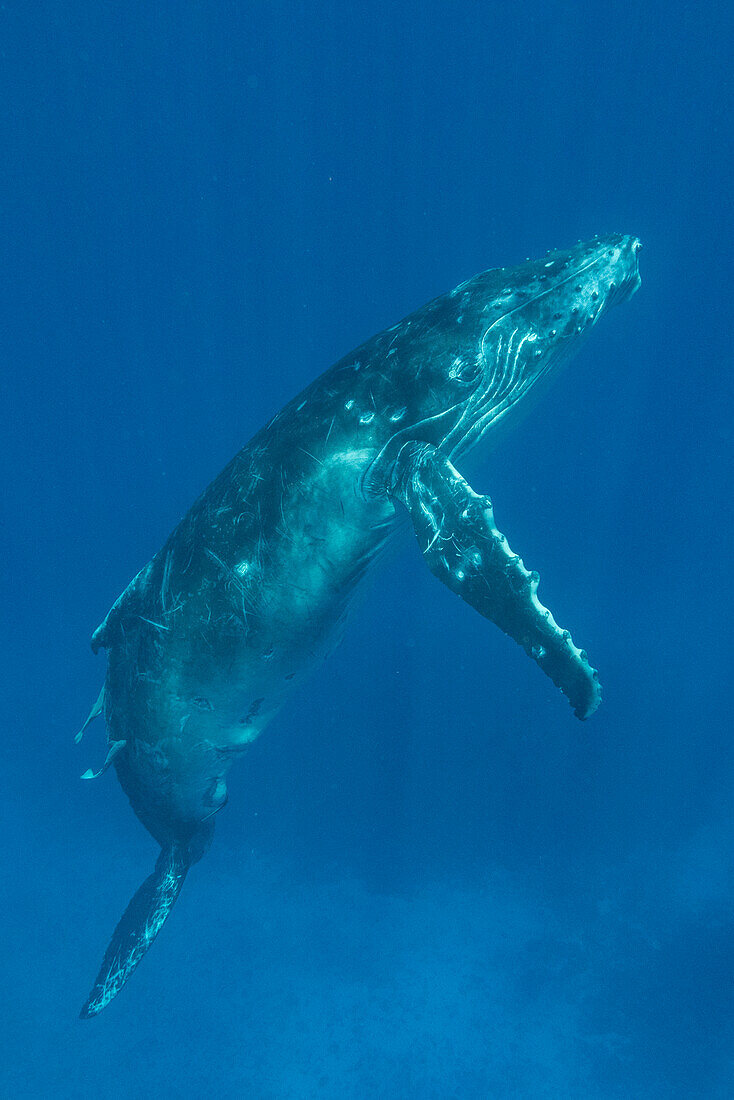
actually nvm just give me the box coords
[80,844,190,1018]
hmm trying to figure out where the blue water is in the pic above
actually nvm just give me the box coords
[2,3,732,1096]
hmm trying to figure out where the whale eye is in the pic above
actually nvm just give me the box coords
[448,356,481,385]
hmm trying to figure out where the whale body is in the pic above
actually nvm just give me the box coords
[78,234,641,1016]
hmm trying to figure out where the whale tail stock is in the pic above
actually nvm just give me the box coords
[80,832,208,1019]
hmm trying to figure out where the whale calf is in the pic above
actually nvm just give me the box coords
[78,234,641,1016]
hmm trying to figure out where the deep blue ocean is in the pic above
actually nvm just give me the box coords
[2,3,732,1097]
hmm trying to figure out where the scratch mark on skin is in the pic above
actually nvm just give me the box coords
[139,616,170,631]
[205,549,248,596]
[180,546,195,575]
[298,446,325,468]
[160,551,173,612]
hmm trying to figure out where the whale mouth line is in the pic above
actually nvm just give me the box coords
[481,241,640,341]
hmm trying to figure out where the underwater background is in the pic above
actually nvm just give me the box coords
[1,2,732,1096]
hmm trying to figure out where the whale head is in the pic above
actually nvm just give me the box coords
[363,234,642,486]
[437,233,642,455]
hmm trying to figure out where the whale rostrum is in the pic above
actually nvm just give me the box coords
[79,234,642,1016]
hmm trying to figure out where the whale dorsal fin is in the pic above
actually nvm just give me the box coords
[388,442,602,720]
[80,845,190,1018]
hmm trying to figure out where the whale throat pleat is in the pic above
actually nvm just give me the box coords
[389,442,602,720]
[79,845,190,1018]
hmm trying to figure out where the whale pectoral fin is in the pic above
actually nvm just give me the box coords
[389,442,602,720]
[80,845,190,1018]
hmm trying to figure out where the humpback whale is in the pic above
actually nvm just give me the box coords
[78,234,641,1016]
